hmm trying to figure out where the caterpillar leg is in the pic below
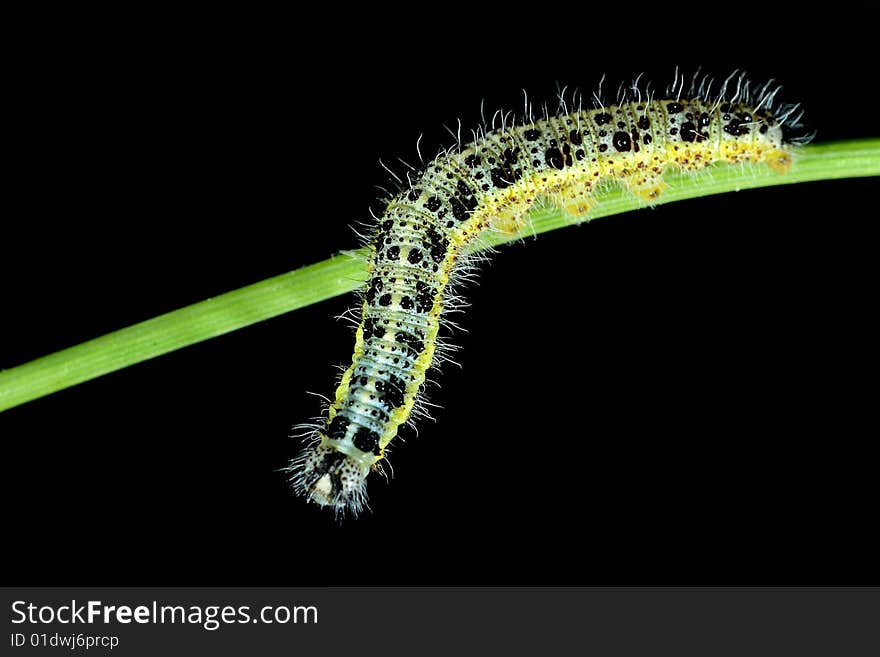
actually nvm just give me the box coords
[624,172,668,203]
[489,195,537,236]
[555,181,597,221]
[765,148,792,174]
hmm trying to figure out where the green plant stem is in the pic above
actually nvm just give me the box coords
[1,139,878,412]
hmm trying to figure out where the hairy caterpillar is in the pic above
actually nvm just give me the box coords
[287,71,810,515]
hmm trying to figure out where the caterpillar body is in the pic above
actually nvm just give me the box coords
[288,73,809,515]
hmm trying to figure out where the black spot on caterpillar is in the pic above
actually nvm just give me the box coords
[286,71,811,516]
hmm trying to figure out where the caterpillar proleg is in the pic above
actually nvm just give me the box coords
[287,72,810,516]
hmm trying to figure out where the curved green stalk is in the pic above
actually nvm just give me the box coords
[1,139,878,412]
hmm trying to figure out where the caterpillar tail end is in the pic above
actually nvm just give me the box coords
[287,442,371,517]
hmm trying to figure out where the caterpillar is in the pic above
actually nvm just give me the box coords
[287,71,810,515]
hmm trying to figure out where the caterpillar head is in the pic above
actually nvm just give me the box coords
[288,442,370,516]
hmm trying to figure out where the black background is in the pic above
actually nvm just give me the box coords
[3,5,878,585]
